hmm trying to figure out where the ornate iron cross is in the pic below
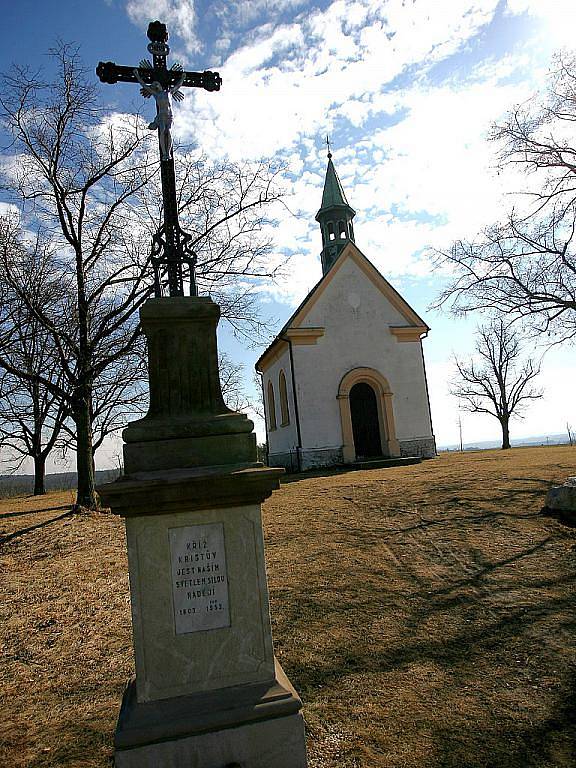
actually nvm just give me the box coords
[96,20,222,297]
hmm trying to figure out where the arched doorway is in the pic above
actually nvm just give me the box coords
[337,367,401,463]
[350,382,381,458]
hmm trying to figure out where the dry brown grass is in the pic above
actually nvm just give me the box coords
[1,446,575,767]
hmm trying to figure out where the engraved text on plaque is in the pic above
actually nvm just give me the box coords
[169,522,230,634]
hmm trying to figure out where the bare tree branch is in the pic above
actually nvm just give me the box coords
[433,52,576,344]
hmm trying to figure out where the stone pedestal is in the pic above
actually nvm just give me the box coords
[122,298,257,473]
[98,297,307,768]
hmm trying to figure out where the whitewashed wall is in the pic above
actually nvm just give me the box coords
[261,344,299,463]
[293,254,433,451]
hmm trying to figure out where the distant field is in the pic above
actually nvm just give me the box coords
[0,469,119,498]
[1,446,575,767]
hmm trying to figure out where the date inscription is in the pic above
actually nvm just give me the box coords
[169,522,230,634]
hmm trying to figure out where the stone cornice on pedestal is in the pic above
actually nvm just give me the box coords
[98,463,284,518]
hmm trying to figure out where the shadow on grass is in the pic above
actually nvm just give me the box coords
[0,504,72,520]
[427,669,576,768]
[281,471,556,517]
[0,508,74,545]
[423,535,558,598]
[283,592,576,767]
[280,465,369,484]
[541,507,576,529]
[405,477,554,508]
[272,524,576,767]
[25,720,112,768]
[347,509,547,542]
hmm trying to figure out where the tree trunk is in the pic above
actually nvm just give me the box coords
[501,418,511,450]
[33,453,46,495]
[73,387,99,510]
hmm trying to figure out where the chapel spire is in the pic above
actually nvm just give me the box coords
[315,140,356,274]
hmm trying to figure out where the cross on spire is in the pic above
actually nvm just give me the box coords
[96,20,222,297]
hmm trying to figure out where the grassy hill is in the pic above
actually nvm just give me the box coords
[1,446,575,767]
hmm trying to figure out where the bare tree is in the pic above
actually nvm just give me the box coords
[0,235,69,494]
[0,370,68,495]
[451,319,543,449]
[218,353,253,412]
[58,341,148,457]
[90,345,148,454]
[140,153,287,344]
[0,44,286,509]
[251,371,266,422]
[567,422,574,446]
[0,45,156,508]
[433,53,576,343]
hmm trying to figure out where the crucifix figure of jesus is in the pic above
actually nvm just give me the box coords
[96,20,222,296]
[133,67,185,160]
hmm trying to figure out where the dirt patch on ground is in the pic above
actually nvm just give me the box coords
[1,446,575,767]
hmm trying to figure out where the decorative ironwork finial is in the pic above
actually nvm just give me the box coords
[326,135,332,160]
[96,21,223,298]
[147,20,169,43]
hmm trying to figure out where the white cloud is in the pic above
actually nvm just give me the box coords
[126,0,199,52]
[204,59,539,305]
[213,0,310,41]
[174,0,502,160]
[506,0,576,48]
[117,0,576,449]
[0,201,21,218]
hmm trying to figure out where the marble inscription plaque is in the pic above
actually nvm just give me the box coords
[169,522,231,635]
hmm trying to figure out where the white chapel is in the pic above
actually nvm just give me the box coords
[255,150,436,471]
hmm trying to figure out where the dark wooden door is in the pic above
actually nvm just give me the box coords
[350,382,381,459]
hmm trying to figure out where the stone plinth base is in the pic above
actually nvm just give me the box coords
[114,659,307,768]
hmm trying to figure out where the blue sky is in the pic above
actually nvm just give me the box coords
[2,1,575,469]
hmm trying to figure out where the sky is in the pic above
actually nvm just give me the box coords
[1,0,575,472]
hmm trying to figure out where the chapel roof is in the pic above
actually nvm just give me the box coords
[316,153,356,219]
[255,241,429,373]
